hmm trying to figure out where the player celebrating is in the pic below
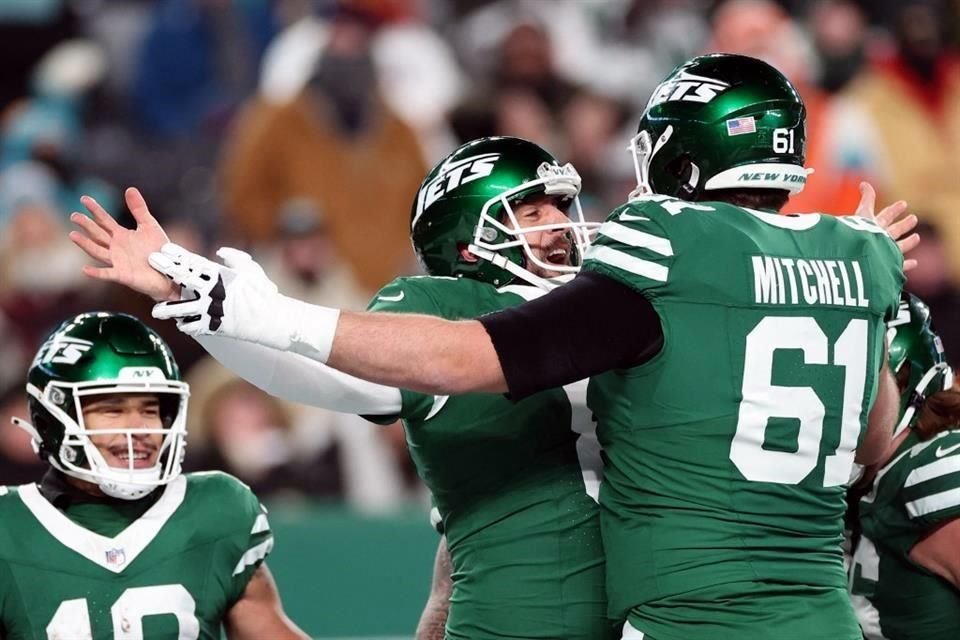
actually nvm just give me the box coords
[127,54,920,639]
[70,137,613,639]
[849,293,960,639]
[0,312,306,640]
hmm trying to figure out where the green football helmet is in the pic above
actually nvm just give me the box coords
[887,294,954,436]
[13,312,189,500]
[410,136,598,289]
[630,53,809,201]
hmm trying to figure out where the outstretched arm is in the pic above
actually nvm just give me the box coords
[197,334,402,415]
[328,312,504,395]
[152,248,662,398]
[415,536,453,640]
[323,272,662,397]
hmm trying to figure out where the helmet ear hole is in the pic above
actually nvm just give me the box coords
[457,243,480,264]
[665,154,696,198]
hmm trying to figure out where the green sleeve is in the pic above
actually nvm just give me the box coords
[363,278,447,423]
[581,199,675,297]
[212,475,274,605]
[899,435,960,529]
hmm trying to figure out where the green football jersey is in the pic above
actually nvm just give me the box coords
[0,472,272,640]
[367,276,611,640]
[581,195,904,639]
[851,429,960,639]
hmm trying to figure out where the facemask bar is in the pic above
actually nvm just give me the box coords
[469,163,599,289]
[892,362,955,438]
[24,379,189,499]
[628,126,674,200]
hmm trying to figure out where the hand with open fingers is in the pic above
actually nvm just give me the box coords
[150,244,293,349]
[69,187,180,301]
[854,181,920,271]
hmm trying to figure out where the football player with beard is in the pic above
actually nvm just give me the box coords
[849,293,960,640]
[114,54,924,639]
[70,137,614,640]
[0,312,306,639]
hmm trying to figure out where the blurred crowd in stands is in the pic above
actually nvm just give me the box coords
[1,0,959,510]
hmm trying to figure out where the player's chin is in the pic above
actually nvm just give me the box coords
[530,257,573,279]
[540,260,574,277]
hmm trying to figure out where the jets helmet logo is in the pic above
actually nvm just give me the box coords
[414,153,500,226]
[647,71,731,108]
[34,336,94,366]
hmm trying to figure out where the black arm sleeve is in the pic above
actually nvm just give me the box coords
[479,270,664,400]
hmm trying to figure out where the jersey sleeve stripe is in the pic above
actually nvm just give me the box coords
[596,222,674,256]
[904,455,960,488]
[232,537,275,576]
[905,487,960,518]
[584,245,669,282]
[251,513,270,535]
[430,506,443,534]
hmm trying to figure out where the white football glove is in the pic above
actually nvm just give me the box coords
[150,243,341,361]
[149,243,289,347]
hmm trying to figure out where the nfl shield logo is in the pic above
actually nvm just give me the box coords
[106,548,126,566]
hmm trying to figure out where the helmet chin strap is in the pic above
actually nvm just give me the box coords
[467,244,567,291]
[98,478,157,501]
[684,162,701,197]
[892,406,917,440]
[893,362,953,438]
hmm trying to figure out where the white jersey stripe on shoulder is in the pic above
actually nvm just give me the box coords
[744,208,821,230]
[233,537,275,576]
[251,513,270,535]
[905,455,960,488]
[496,284,547,301]
[425,395,449,420]
[0,486,7,496]
[585,245,668,282]
[18,476,187,574]
[598,222,673,256]
[905,487,960,519]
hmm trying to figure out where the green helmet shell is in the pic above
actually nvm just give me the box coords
[410,136,591,288]
[23,312,189,499]
[887,294,954,434]
[631,53,808,200]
